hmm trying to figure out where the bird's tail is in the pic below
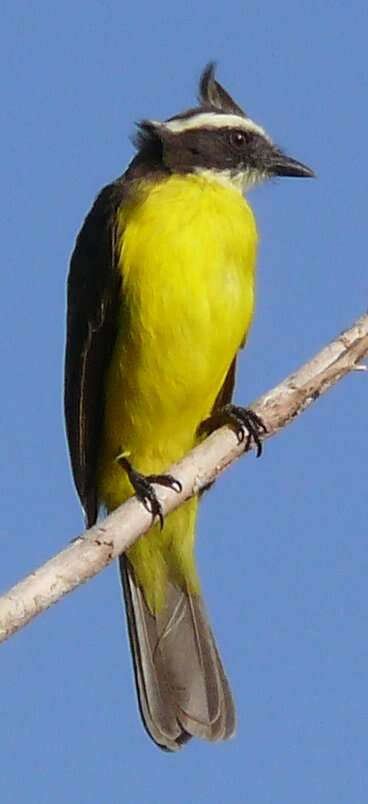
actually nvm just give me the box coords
[120,555,236,751]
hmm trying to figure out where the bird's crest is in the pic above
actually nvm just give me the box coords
[198,62,246,117]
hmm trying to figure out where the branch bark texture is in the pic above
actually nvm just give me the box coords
[1,313,367,644]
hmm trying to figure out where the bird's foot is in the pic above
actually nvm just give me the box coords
[198,404,267,457]
[115,453,182,529]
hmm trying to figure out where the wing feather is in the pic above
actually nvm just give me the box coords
[64,180,126,526]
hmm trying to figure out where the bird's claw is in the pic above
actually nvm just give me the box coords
[227,406,267,456]
[116,455,182,529]
[199,404,267,457]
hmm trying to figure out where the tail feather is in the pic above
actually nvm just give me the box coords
[120,555,236,751]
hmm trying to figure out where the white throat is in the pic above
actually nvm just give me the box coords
[194,167,265,194]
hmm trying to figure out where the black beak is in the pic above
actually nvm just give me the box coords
[269,148,315,178]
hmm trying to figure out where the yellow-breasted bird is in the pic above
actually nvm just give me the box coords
[64,64,313,751]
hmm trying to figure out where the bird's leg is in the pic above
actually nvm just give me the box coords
[198,404,267,457]
[115,453,182,529]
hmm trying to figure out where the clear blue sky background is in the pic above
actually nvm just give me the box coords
[1,2,367,802]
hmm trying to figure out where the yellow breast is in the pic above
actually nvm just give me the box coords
[98,172,258,511]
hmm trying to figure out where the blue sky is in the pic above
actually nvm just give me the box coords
[1,1,367,802]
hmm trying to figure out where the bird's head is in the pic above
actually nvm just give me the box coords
[134,63,314,192]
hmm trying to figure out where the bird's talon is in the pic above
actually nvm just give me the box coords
[199,404,267,457]
[146,473,182,494]
[116,456,181,528]
[171,479,182,493]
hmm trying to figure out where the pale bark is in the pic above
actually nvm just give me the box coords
[0,313,367,644]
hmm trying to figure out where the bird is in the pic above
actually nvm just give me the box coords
[64,63,313,751]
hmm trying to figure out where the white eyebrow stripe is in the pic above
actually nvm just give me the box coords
[153,112,272,142]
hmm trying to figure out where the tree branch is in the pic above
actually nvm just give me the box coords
[1,313,367,644]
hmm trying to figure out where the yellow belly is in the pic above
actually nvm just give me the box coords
[97,172,258,610]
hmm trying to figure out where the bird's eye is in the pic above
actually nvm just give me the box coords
[229,130,248,148]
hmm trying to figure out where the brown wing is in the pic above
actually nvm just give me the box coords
[212,355,237,412]
[197,357,237,499]
[64,180,126,527]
